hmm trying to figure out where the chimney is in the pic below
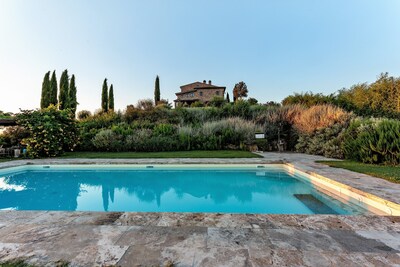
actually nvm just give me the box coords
[208,80,212,85]
[203,80,206,83]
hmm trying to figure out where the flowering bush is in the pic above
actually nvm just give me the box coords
[16,106,79,157]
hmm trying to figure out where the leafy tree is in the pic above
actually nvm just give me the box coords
[226,92,231,103]
[154,75,160,104]
[77,110,92,120]
[0,110,13,118]
[17,106,78,157]
[136,99,154,111]
[247,97,258,105]
[59,69,69,110]
[101,78,108,112]
[40,71,51,109]
[109,84,114,111]
[335,73,400,118]
[282,92,334,107]
[233,81,248,102]
[264,101,281,107]
[69,74,78,115]
[156,99,172,109]
[49,71,58,106]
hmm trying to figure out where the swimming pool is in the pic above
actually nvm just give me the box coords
[0,164,374,214]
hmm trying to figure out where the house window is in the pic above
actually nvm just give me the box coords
[199,92,203,96]
[216,91,220,95]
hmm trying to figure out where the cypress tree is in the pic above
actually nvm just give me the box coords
[154,75,160,105]
[69,74,78,116]
[49,71,58,106]
[59,69,69,110]
[226,92,231,103]
[109,84,114,111]
[40,71,51,109]
[101,78,108,112]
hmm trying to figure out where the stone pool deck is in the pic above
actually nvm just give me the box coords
[0,153,399,266]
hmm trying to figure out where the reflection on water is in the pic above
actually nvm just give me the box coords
[0,169,360,214]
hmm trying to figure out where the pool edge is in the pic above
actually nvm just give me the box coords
[285,163,400,216]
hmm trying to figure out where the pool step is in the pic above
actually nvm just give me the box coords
[294,194,339,214]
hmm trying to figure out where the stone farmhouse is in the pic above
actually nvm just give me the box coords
[174,80,226,107]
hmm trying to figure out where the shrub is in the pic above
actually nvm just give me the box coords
[125,129,178,152]
[295,122,348,158]
[343,118,400,165]
[153,123,175,136]
[123,105,140,123]
[77,110,92,120]
[92,129,122,151]
[136,99,154,111]
[232,100,251,118]
[176,117,259,151]
[16,106,79,157]
[292,104,352,134]
[126,129,149,151]
[208,96,225,108]
[191,101,204,107]
[0,126,29,147]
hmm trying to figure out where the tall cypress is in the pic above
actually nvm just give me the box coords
[109,84,114,111]
[226,92,231,103]
[59,69,69,110]
[154,75,160,104]
[49,71,58,106]
[69,74,78,115]
[40,71,51,109]
[101,78,108,112]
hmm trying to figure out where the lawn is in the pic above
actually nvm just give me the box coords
[62,150,262,159]
[318,160,400,183]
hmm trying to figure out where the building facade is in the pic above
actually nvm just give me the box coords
[174,80,226,107]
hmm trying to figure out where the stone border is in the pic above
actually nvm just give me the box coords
[1,158,399,216]
[285,164,400,216]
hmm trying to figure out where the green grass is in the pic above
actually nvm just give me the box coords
[317,160,400,183]
[0,260,35,267]
[0,259,69,267]
[0,158,13,163]
[61,150,262,159]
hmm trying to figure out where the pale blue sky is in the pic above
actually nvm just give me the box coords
[1,0,400,113]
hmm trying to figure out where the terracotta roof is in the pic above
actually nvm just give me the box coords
[174,98,200,102]
[180,82,225,89]
[176,90,196,95]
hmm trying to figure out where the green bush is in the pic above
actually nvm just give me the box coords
[77,110,92,120]
[191,101,204,107]
[16,106,79,157]
[0,126,30,147]
[153,123,175,136]
[343,118,400,165]
[295,122,348,158]
[92,129,122,151]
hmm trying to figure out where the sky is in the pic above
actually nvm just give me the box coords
[1,0,400,113]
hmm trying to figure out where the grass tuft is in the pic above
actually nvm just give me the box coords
[317,160,400,183]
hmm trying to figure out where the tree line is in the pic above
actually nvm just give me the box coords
[40,70,77,115]
[101,78,114,113]
[282,72,400,118]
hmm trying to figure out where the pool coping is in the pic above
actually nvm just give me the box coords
[0,156,400,266]
[284,163,400,216]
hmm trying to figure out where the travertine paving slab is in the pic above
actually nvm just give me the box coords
[0,154,399,266]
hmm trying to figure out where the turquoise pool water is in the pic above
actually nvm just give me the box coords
[0,165,368,214]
